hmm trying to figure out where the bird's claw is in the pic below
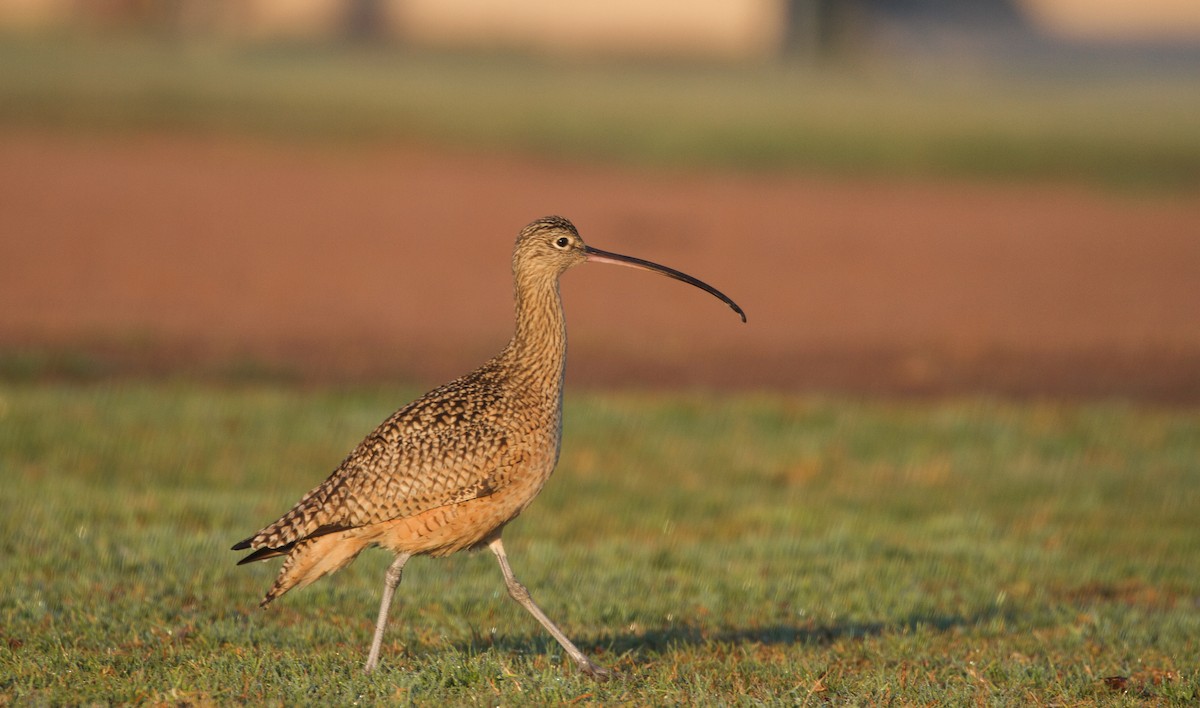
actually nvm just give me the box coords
[580,662,613,681]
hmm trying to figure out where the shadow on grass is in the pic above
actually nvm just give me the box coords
[452,608,1010,661]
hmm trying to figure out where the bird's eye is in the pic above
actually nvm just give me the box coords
[555,236,570,248]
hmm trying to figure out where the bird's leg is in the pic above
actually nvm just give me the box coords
[364,552,412,673]
[487,536,611,680]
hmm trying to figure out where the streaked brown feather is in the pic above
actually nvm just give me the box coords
[237,217,573,605]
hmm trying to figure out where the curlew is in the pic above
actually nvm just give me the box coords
[232,216,744,679]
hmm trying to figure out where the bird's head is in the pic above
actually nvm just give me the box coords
[512,215,745,322]
[513,216,590,276]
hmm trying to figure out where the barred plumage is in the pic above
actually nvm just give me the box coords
[233,215,744,679]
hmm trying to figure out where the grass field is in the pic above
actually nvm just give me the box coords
[2,36,1199,186]
[1,382,1197,703]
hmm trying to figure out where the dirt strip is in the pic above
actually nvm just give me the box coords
[2,131,1198,399]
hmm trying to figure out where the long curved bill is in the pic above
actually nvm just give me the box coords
[585,246,746,323]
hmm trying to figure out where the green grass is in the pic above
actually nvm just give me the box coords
[3,35,1200,186]
[1,382,1197,703]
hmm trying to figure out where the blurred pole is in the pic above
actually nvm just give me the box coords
[345,0,386,41]
[781,0,863,63]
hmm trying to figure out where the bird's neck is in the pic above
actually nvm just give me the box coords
[502,272,568,398]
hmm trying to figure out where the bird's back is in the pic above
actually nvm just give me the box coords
[235,354,564,602]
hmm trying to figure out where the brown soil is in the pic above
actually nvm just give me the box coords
[2,131,1198,400]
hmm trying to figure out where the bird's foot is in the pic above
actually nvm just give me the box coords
[579,661,612,681]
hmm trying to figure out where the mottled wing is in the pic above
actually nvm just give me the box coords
[236,367,511,555]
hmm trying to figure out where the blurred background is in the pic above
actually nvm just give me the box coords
[1,0,1198,399]
[3,6,1200,703]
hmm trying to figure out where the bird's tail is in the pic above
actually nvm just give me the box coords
[260,532,371,607]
